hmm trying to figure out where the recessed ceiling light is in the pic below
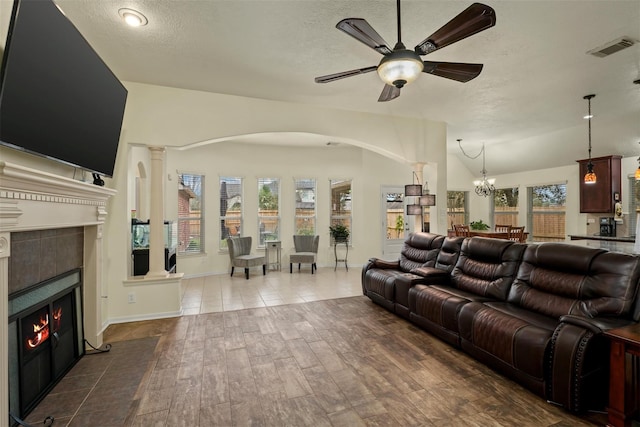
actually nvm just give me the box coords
[118,8,148,27]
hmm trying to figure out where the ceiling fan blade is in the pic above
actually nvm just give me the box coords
[378,84,401,102]
[423,61,483,82]
[415,3,496,55]
[315,66,378,84]
[336,18,393,55]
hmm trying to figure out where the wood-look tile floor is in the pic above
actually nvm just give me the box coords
[29,269,610,426]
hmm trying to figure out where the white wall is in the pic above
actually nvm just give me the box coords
[100,81,448,322]
[165,142,413,276]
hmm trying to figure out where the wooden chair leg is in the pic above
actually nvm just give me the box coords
[298,263,301,271]
[290,263,293,273]
[230,267,234,277]
[244,268,249,280]
[262,264,266,275]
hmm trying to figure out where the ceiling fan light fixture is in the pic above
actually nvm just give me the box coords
[377,51,424,88]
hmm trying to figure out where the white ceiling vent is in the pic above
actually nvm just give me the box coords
[587,37,635,58]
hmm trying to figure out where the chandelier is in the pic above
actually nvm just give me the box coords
[458,139,495,197]
[473,144,496,196]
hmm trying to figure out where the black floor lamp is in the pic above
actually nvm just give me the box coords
[405,173,436,232]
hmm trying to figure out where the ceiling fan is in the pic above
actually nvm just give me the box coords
[315,1,496,102]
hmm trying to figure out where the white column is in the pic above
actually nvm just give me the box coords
[83,225,104,348]
[0,232,10,425]
[146,147,168,278]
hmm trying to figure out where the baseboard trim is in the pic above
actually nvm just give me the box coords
[107,309,184,326]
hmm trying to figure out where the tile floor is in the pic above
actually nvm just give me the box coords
[179,267,364,315]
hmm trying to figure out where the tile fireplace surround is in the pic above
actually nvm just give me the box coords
[0,161,116,424]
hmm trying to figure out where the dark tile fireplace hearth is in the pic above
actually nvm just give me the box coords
[7,228,86,424]
[8,270,85,422]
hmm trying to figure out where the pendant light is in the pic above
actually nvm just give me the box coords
[635,142,640,181]
[583,94,597,185]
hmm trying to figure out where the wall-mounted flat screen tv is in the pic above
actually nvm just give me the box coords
[0,0,128,178]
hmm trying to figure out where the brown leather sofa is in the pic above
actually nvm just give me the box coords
[362,232,640,413]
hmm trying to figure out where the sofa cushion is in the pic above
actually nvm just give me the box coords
[450,237,526,300]
[434,236,465,272]
[508,243,640,320]
[398,232,445,272]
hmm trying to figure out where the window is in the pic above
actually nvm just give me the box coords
[492,187,519,227]
[178,173,203,254]
[447,191,468,229]
[220,176,242,250]
[527,183,566,242]
[330,179,352,243]
[294,178,316,235]
[258,177,280,246]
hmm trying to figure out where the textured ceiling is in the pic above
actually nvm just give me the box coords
[5,0,640,175]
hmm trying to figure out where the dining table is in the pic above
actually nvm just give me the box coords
[467,229,529,240]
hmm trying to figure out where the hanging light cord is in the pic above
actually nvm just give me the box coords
[457,139,483,160]
[587,97,592,161]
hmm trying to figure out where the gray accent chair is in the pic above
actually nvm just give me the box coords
[289,235,320,274]
[227,237,266,279]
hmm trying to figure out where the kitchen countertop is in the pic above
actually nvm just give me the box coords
[568,234,635,243]
[562,239,639,255]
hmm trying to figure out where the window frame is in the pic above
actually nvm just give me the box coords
[447,191,469,230]
[330,179,352,245]
[527,183,567,242]
[177,172,204,255]
[294,178,317,236]
[257,177,280,247]
[219,176,243,251]
[491,187,519,228]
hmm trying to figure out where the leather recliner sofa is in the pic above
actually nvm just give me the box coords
[362,232,640,413]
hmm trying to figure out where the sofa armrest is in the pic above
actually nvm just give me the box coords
[559,314,635,334]
[361,258,401,296]
[547,315,632,412]
[370,258,400,269]
[410,266,450,285]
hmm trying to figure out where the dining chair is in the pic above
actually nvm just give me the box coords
[226,236,266,279]
[495,224,511,233]
[454,224,470,237]
[508,226,526,243]
[289,235,320,274]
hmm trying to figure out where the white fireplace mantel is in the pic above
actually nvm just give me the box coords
[0,161,116,424]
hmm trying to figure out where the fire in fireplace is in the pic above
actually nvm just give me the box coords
[8,269,84,420]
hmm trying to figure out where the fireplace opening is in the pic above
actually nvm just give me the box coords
[8,269,85,420]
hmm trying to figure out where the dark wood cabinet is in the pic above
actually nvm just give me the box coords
[576,155,621,213]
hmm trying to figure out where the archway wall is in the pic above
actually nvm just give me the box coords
[121,82,446,166]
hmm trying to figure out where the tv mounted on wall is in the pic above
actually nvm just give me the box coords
[0,0,128,178]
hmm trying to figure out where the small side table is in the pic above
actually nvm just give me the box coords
[603,323,640,427]
[334,240,348,271]
[265,240,281,271]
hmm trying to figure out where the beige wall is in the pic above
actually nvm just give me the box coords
[102,81,448,322]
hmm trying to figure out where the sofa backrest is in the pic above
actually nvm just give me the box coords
[508,243,640,320]
[451,237,526,300]
[434,236,465,273]
[399,232,445,272]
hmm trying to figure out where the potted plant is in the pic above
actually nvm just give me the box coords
[470,220,490,231]
[329,224,350,242]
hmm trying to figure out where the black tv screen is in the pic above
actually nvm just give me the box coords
[0,0,127,177]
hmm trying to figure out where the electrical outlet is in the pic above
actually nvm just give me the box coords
[128,292,136,304]
[587,218,595,224]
